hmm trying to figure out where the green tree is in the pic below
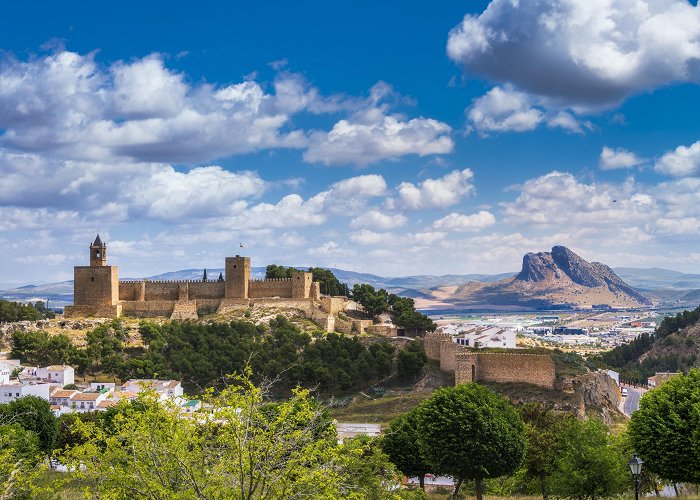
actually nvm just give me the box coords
[308,267,350,296]
[396,341,427,381]
[351,284,389,318]
[548,418,628,499]
[0,396,57,453]
[382,408,432,489]
[265,264,295,279]
[61,374,403,499]
[519,403,575,499]
[416,384,525,499]
[202,268,208,282]
[628,369,700,484]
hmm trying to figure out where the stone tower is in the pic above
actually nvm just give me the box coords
[225,255,250,299]
[90,234,107,267]
[64,235,121,318]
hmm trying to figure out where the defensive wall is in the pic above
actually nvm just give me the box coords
[424,332,556,389]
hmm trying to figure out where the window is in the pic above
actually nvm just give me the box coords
[91,277,94,282]
[15,393,19,397]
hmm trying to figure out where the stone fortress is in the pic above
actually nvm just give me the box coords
[65,235,347,331]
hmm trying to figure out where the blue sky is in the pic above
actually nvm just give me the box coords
[2,0,700,285]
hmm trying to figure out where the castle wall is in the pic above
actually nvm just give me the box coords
[121,300,176,317]
[225,256,250,299]
[74,266,118,306]
[143,282,180,301]
[475,353,556,389]
[291,272,312,299]
[249,279,294,298]
[424,332,451,361]
[320,296,348,315]
[424,332,556,389]
[64,304,121,318]
[188,281,225,299]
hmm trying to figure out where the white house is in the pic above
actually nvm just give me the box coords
[70,391,109,412]
[0,382,52,404]
[36,365,75,386]
[121,379,183,399]
[454,327,517,349]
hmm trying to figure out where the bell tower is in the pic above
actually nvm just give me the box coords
[90,234,107,267]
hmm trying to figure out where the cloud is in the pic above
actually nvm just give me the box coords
[433,211,496,231]
[350,210,407,230]
[599,146,644,170]
[655,140,700,176]
[0,51,310,163]
[331,174,387,198]
[304,83,453,166]
[398,169,475,209]
[467,86,587,134]
[502,171,657,227]
[447,0,700,108]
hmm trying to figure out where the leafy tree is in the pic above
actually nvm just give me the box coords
[0,396,57,453]
[396,341,427,381]
[0,424,44,498]
[382,408,432,489]
[61,374,403,499]
[519,403,575,499]
[0,299,41,322]
[10,330,76,366]
[416,384,525,499]
[218,272,224,282]
[308,267,350,296]
[265,264,295,279]
[548,418,628,499]
[628,369,700,484]
[352,284,389,318]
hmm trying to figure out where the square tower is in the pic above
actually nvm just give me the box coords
[225,255,250,299]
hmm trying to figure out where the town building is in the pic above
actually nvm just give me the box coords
[452,326,517,349]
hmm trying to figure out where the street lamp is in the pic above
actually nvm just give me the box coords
[628,454,644,500]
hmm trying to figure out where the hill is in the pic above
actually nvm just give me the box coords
[595,305,700,383]
[413,246,652,311]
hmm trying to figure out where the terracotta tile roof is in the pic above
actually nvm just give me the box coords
[71,392,101,401]
[97,400,116,408]
[46,365,70,371]
[51,390,78,399]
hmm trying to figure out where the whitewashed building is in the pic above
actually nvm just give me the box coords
[453,326,517,349]
[36,365,75,386]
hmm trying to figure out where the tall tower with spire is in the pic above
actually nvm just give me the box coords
[90,234,107,267]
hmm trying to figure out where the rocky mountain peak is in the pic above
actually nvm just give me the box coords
[515,245,651,305]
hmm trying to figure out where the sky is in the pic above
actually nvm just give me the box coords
[2,0,700,285]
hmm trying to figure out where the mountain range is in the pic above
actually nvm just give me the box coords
[2,247,699,311]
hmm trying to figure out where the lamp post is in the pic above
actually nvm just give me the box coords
[628,454,644,500]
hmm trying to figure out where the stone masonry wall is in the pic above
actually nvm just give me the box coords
[188,282,225,299]
[249,279,294,299]
[424,332,451,361]
[424,332,556,389]
[143,282,180,301]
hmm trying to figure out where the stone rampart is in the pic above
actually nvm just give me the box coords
[320,296,348,315]
[121,300,176,318]
[144,282,180,301]
[424,332,451,361]
[366,324,397,337]
[188,281,225,299]
[64,304,122,318]
[424,332,556,389]
[249,279,294,299]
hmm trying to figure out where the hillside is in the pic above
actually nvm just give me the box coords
[596,305,700,383]
[414,246,652,311]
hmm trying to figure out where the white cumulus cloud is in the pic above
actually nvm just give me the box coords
[655,141,700,176]
[599,146,644,170]
[433,211,496,232]
[350,210,407,230]
[448,0,700,108]
[304,83,453,166]
[398,169,475,209]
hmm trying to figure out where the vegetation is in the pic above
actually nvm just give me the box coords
[628,369,700,485]
[265,264,350,296]
[351,284,436,332]
[416,384,526,499]
[11,317,400,395]
[396,341,427,381]
[381,408,432,489]
[0,299,54,322]
[591,305,700,384]
[59,374,408,499]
